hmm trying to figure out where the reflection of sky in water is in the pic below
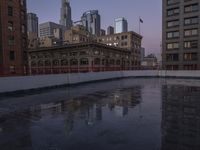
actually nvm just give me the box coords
[0,78,200,150]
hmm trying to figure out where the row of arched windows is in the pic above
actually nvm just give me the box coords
[31,58,130,67]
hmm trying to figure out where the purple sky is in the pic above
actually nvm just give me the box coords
[27,0,162,56]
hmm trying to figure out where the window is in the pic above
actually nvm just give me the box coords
[166,54,179,61]
[8,21,13,31]
[184,17,198,25]
[184,29,198,37]
[167,31,179,38]
[22,38,26,47]
[8,6,13,16]
[70,59,78,65]
[167,7,179,16]
[20,0,25,6]
[61,60,68,66]
[22,24,25,33]
[9,51,15,60]
[80,58,89,65]
[8,36,14,45]
[167,0,179,6]
[53,60,59,66]
[166,65,179,70]
[167,20,179,28]
[184,64,197,70]
[167,43,179,50]
[184,41,198,48]
[184,3,199,13]
[21,11,26,20]
[184,53,198,61]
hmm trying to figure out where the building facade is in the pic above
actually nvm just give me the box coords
[64,25,95,44]
[141,54,158,70]
[162,0,200,70]
[60,0,72,30]
[140,47,145,61]
[28,43,132,75]
[39,22,66,39]
[0,0,28,76]
[107,26,114,35]
[100,29,106,36]
[81,10,101,36]
[115,17,128,33]
[27,12,38,36]
[97,31,142,69]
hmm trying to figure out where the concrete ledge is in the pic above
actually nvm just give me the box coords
[0,70,200,94]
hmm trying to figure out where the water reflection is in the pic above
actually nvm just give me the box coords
[162,85,200,150]
[0,79,200,150]
[0,86,143,150]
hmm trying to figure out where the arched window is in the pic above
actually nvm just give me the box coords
[94,58,101,65]
[116,60,121,65]
[70,59,78,65]
[61,60,68,66]
[102,59,106,65]
[45,60,51,66]
[31,61,37,67]
[53,60,59,66]
[110,59,115,65]
[38,60,44,67]
[80,58,89,65]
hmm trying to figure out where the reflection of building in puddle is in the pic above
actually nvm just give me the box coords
[114,106,128,117]
[28,86,142,134]
[108,87,142,117]
[161,85,200,150]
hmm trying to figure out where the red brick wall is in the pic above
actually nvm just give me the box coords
[0,0,27,76]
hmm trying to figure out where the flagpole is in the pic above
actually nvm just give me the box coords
[139,17,141,35]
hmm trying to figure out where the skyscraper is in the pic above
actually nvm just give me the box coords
[0,0,28,76]
[115,17,128,33]
[100,29,106,36]
[27,13,38,36]
[162,0,200,70]
[39,22,66,39]
[60,0,73,30]
[107,26,114,35]
[81,10,101,36]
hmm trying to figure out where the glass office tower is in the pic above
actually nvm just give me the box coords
[115,17,128,33]
[81,10,101,36]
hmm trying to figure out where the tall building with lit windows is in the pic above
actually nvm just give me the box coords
[162,0,200,70]
[0,0,28,76]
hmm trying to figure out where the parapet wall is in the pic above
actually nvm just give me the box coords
[0,70,200,93]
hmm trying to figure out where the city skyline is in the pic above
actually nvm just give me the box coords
[27,0,162,56]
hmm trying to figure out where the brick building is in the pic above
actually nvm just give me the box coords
[97,31,142,69]
[0,0,27,76]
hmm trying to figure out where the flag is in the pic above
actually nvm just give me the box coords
[140,18,143,23]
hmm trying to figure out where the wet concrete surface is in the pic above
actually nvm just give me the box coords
[0,78,200,150]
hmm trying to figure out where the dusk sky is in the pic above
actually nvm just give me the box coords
[27,0,162,56]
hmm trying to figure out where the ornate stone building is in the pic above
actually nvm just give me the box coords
[28,42,132,75]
